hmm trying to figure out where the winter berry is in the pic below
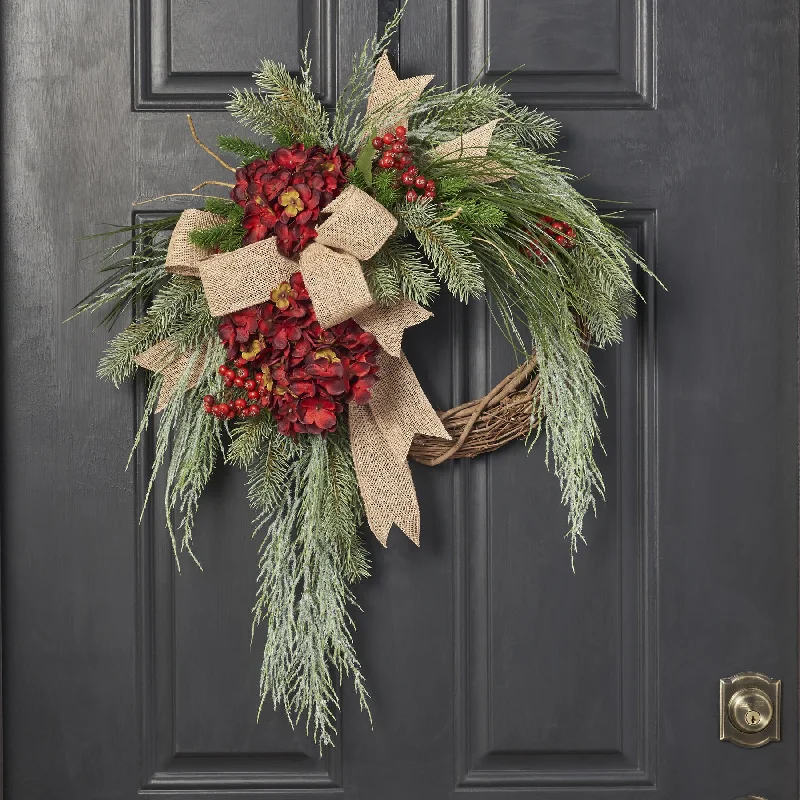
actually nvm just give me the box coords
[378,154,394,168]
[244,379,257,391]
[398,153,413,167]
[382,132,395,145]
[234,357,247,368]
[203,394,214,405]
[395,125,407,137]
[424,188,436,198]
[552,221,566,232]
[406,190,418,203]
[218,365,228,376]
[236,368,249,378]
[223,378,234,388]
[247,390,259,400]
[407,165,419,176]
[401,172,415,186]
[247,405,260,417]
[371,136,383,149]
[233,377,246,388]
[414,175,427,189]
[555,235,568,247]
[391,141,405,153]
[426,179,436,190]
[218,403,230,415]
[234,398,247,410]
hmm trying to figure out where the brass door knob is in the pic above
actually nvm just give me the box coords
[720,672,781,748]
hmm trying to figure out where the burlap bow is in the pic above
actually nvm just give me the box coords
[135,186,450,545]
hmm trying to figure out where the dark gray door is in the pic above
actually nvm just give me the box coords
[3,1,798,798]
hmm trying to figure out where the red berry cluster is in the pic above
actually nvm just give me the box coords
[370,126,436,203]
[230,143,352,255]
[523,215,577,260]
[205,272,380,436]
[203,366,262,420]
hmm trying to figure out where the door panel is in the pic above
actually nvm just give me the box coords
[3,1,798,799]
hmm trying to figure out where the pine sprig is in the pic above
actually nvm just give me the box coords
[331,3,406,153]
[411,82,560,150]
[228,40,331,148]
[250,430,370,746]
[97,277,209,386]
[71,216,180,327]
[137,341,225,567]
[371,167,403,208]
[217,134,273,164]
[364,235,439,306]
[398,199,485,301]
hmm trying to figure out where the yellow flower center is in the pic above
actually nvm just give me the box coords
[270,282,296,309]
[315,347,339,363]
[241,337,264,361]
[278,188,304,217]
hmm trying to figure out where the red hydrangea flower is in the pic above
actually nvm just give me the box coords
[214,272,381,436]
[231,144,353,255]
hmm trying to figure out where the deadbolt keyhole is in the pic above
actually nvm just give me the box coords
[744,710,761,727]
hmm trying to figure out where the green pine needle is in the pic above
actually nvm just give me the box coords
[217,134,273,164]
[398,199,485,301]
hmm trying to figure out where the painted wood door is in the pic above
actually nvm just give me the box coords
[3,1,798,798]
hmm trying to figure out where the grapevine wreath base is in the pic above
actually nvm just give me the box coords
[75,5,653,747]
[409,355,541,465]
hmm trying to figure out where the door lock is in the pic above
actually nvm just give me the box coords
[720,672,781,748]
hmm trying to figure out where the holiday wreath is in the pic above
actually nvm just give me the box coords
[74,8,652,745]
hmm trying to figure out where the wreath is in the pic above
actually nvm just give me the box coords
[74,8,652,745]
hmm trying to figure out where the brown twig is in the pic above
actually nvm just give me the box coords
[192,179,235,191]
[186,114,236,173]
[440,206,463,222]
[131,193,222,206]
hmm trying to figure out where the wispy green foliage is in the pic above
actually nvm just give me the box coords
[97,277,210,386]
[186,198,245,253]
[202,197,241,218]
[411,82,560,150]
[371,166,403,208]
[136,341,225,567]
[444,198,506,232]
[250,430,370,747]
[217,134,273,164]
[458,181,647,563]
[397,199,485,301]
[71,216,180,327]
[364,235,439,307]
[331,3,406,153]
[229,40,331,148]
